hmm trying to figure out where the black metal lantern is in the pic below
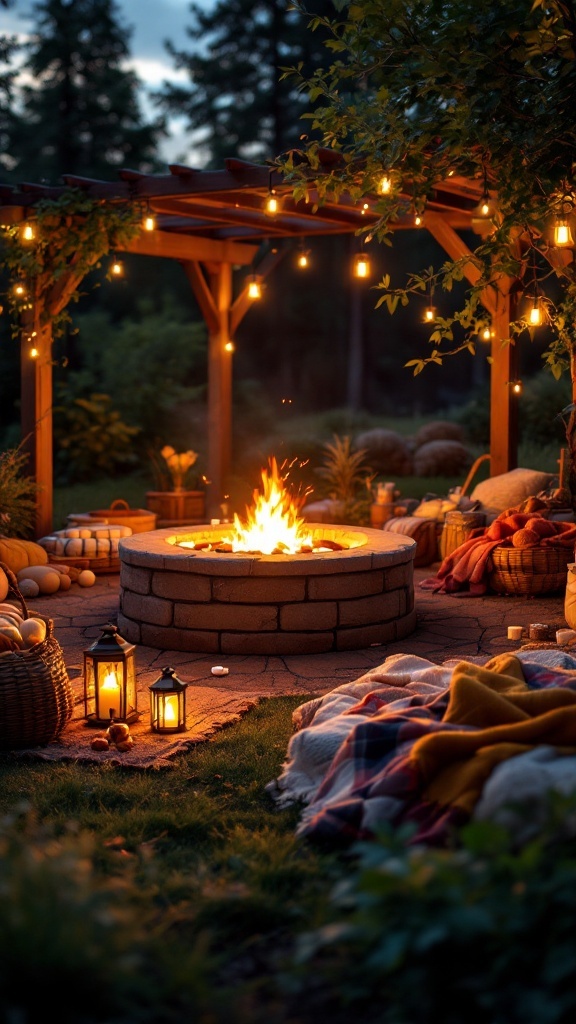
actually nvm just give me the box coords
[83,624,138,726]
[149,666,188,733]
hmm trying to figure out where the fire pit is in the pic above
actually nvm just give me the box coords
[117,523,417,655]
[117,459,417,655]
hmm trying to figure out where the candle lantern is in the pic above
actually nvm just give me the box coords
[149,666,188,733]
[83,624,138,726]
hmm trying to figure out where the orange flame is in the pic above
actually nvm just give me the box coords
[222,457,313,554]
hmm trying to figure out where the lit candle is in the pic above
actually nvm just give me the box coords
[99,667,121,719]
[162,695,178,724]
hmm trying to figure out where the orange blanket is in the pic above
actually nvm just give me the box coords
[421,511,576,594]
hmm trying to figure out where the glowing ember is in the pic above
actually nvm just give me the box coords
[180,457,325,554]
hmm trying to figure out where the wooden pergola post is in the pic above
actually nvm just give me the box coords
[489,284,519,476]
[20,303,54,538]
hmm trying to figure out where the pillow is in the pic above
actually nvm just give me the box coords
[470,468,554,514]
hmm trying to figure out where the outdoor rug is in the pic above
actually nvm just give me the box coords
[4,673,259,770]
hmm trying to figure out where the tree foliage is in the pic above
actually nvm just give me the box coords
[154,0,335,168]
[2,0,165,183]
[278,0,576,491]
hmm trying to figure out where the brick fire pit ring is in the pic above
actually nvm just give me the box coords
[117,523,417,655]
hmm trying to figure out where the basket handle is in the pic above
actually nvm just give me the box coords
[110,499,130,511]
[0,561,30,620]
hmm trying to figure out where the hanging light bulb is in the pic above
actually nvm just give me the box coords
[414,213,422,226]
[224,341,235,352]
[481,324,493,341]
[378,173,392,195]
[353,252,371,279]
[21,221,35,242]
[143,206,156,232]
[264,171,281,217]
[247,275,262,299]
[553,216,574,248]
[423,280,436,322]
[110,255,124,277]
[527,296,543,326]
[296,239,310,269]
[509,379,523,395]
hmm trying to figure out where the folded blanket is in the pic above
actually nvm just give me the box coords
[421,511,576,595]
[269,651,576,848]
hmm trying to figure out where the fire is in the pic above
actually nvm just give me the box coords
[221,458,314,554]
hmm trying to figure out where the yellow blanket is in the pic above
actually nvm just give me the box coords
[411,653,576,815]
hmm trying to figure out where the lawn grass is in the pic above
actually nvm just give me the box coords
[0,696,345,1022]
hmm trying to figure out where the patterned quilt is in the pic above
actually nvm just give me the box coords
[267,650,576,847]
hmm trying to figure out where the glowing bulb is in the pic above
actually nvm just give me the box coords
[22,222,35,241]
[481,325,492,341]
[528,302,542,326]
[424,306,436,323]
[248,278,262,299]
[110,257,124,277]
[30,346,38,358]
[415,214,422,226]
[379,174,392,194]
[224,341,234,352]
[143,212,156,231]
[554,219,573,247]
[297,251,309,268]
[353,253,370,278]
[265,192,279,216]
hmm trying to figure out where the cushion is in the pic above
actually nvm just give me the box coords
[470,468,554,515]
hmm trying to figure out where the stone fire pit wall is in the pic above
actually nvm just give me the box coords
[117,524,417,656]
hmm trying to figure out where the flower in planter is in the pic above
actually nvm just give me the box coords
[160,446,199,492]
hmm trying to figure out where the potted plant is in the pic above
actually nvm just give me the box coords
[145,446,206,525]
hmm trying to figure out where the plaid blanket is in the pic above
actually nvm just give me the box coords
[272,652,576,847]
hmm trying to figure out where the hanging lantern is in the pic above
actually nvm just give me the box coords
[83,624,138,726]
[353,252,371,278]
[423,304,436,323]
[265,191,280,216]
[21,221,35,242]
[378,173,392,195]
[481,324,493,341]
[509,379,523,395]
[149,666,188,733]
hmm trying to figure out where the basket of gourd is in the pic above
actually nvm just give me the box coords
[0,561,74,750]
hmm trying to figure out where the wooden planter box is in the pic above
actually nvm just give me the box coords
[145,490,206,526]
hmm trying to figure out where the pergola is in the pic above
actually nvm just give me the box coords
[0,154,520,537]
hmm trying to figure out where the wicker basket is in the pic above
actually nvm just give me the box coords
[487,545,573,596]
[0,562,74,750]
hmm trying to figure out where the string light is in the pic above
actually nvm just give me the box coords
[13,282,26,298]
[378,174,392,195]
[110,255,124,277]
[296,239,310,269]
[247,275,262,299]
[481,324,493,341]
[508,379,523,394]
[143,205,156,232]
[353,251,371,279]
[264,171,281,216]
[21,221,35,242]
[552,186,574,247]
[524,246,543,326]
[423,280,436,322]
